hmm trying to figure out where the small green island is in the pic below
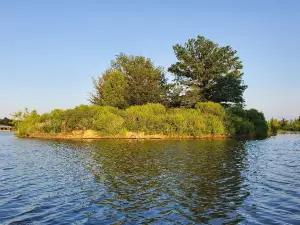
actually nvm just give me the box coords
[11,35,297,139]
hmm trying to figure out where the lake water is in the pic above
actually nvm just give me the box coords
[1,133,300,224]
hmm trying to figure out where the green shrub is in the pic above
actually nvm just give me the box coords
[40,109,65,133]
[64,105,94,131]
[268,118,279,135]
[93,111,125,135]
[163,113,186,135]
[17,110,41,137]
[125,104,166,134]
[181,109,206,136]
[253,120,268,137]
[195,102,226,117]
[13,103,268,138]
[227,115,255,136]
[227,107,268,137]
[246,109,268,137]
[204,114,226,135]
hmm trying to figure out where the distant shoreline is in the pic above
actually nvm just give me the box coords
[22,130,229,140]
[278,130,300,134]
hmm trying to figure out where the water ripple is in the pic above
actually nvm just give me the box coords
[1,134,300,224]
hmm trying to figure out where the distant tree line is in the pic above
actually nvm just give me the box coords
[0,117,12,126]
[269,117,300,134]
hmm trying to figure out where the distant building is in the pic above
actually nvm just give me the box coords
[0,125,13,131]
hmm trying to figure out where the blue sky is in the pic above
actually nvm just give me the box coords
[1,0,299,119]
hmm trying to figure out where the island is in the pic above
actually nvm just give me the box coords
[11,35,275,139]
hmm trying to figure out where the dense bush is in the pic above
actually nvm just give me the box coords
[178,109,206,136]
[195,102,226,117]
[40,109,65,133]
[16,110,41,137]
[227,106,268,137]
[13,103,269,138]
[268,118,280,135]
[125,104,166,133]
[94,111,125,135]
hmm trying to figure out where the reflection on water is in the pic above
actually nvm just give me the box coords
[1,133,300,224]
[87,140,248,224]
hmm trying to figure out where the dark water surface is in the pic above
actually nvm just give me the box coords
[1,133,300,224]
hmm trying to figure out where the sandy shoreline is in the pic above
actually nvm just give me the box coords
[21,130,229,140]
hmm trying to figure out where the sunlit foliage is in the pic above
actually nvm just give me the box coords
[13,103,269,138]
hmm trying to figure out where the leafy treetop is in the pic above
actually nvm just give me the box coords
[168,35,247,106]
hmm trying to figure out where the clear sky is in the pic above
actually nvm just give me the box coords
[1,0,299,119]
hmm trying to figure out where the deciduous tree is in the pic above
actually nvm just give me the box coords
[111,53,167,105]
[89,70,128,109]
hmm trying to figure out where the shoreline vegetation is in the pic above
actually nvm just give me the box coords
[11,35,275,140]
[269,118,300,134]
[24,131,228,140]
[277,130,300,134]
[12,103,270,140]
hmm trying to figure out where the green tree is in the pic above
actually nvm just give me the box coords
[111,53,167,106]
[278,117,300,132]
[11,108,30,133]
[227,106,268,137]
[0,117,12,126]
[269,118,279,135]
[168,35,247,105]
[11,108,40,137]
[89,70,129,109]
[279,118,288,129]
